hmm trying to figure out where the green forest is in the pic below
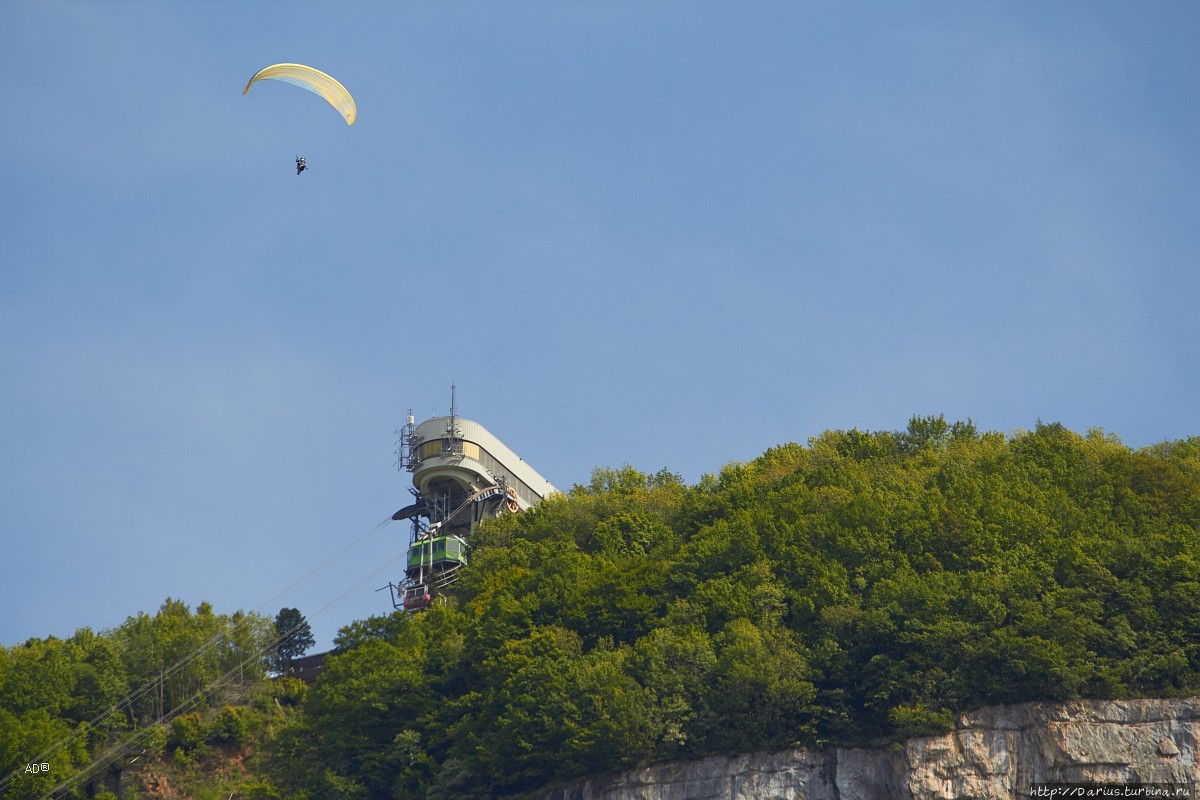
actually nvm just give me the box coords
[3,418,1199,799]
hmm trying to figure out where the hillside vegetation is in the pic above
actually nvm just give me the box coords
[0,601,284,798]
[3,418,1199,799]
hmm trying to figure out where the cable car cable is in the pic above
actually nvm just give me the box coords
[1,515,395,795]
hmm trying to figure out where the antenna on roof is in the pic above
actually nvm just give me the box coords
[446,382,461,438]
[396,408,416,472]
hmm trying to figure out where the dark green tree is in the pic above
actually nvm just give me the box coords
[271,608,315,676]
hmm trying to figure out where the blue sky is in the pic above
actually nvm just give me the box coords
[2,2,1197,651]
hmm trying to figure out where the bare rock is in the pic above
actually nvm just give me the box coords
[535,698,1200,800]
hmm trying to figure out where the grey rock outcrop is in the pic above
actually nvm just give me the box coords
[536,697,1199,800]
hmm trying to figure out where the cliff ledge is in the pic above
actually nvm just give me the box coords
[537,697,1200,800]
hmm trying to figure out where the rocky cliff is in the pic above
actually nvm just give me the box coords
[536,698,1199,800]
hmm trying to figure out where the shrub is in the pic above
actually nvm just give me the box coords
[168,712,205,751]
[211,705,251,744]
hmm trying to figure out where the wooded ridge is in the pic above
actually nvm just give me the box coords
[3,417,1198,799]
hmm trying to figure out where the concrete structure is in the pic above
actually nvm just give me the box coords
[406,414,557,530]
[388,395,556,611]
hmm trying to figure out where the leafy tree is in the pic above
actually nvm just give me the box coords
[331,612,409,652]
[8,420,1198,800]
[271,608,315,676]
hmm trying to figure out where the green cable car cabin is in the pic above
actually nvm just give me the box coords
[406,535,466,570]
[402,535,468,610]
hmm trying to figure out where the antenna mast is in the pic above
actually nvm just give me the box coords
[447,382,461,439]
[397,408,416,472]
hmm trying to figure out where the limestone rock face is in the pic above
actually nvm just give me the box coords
[536,698,1200,800]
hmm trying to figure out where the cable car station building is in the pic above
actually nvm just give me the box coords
[390,402,556,611]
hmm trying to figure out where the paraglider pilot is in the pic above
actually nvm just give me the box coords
[296,156,307,175]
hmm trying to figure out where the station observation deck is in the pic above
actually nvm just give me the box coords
[409,415,557,517]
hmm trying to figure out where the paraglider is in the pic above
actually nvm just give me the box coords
[244,63,356,173]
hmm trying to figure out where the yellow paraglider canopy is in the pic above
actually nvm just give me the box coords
[243,63,357,126]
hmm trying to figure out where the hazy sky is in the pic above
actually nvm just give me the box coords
[2,2,1197,650]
